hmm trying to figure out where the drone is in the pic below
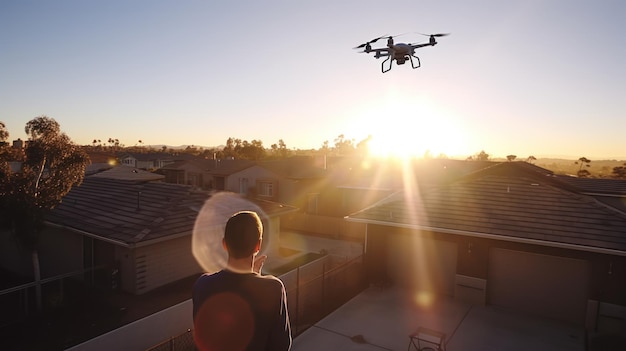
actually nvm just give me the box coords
[354,33,449,73]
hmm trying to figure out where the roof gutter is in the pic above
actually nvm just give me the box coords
[46,221,194,249]
[345,217,626,257]
[132,231,191,248]
[45,221,131,248]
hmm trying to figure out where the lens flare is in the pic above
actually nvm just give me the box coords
[192,192,269,274]
[194,292,254,351]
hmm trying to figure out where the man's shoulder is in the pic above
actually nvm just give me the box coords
[194,271,283,287]
[254,273,284,287]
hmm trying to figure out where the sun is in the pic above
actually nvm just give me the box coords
[348,95,467,159]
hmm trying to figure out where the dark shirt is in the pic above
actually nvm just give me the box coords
[192,270,291,351]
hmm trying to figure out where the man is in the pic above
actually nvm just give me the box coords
[192,211,292,351]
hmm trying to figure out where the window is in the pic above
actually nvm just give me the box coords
[258,181,274,197]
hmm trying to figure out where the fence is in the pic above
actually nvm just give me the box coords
[282,213,366,242]
[283,253,367,336]
[145,253,367,351]
[147,329,196,351]
[0,264,116,327]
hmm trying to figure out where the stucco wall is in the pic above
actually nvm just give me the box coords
[116,246,136,294]
[134,235,203,294]
[225,166,279,199]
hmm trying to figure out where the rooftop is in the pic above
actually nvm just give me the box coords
[46,177,296,246]
[347,163,626,255]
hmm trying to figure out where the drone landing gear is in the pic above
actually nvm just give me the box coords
[410,55,421,69]
[382,57,393,73]
[381,55,422,73]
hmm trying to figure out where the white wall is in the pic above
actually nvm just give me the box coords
[66,300,194,351]
[225,166,272,193]
[115,246,136,294]
[135,236,203,294]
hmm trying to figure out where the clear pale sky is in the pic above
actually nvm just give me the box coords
[1,1,625,159]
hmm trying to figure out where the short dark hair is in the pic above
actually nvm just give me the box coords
[224,211,263,259]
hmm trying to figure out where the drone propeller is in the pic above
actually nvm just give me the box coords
[418,33,450,38]
[354,35,390,49]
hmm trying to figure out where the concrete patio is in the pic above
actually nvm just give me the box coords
[292,286,585,351]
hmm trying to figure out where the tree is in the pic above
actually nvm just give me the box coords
[277,139,288,158]
[239,139,265,160]
[575,157,591,177]
[474,150,490,161]
[612,163,626,179]
[506,155,517,162]
[334,134,355,156]
[0,116,89,310]
[526,155,537,164]
[0,121,8,142]
[271,139,289,159]
[321,140,329,154]
[223,137,238,158]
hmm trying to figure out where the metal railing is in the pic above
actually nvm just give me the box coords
[147,329,196,351]
[0,264,115,327]
[286,254,367,336]
[145,254,367,351]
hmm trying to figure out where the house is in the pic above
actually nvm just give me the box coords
[551,174,626,212]
[346,161,626,331]
[157,159,216,189]
[277,157,497,241]
[119,152,197,170]
[34,177,296,295]
[207,159,257,192]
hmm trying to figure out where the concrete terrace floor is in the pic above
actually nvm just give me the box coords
[292,286,586,351]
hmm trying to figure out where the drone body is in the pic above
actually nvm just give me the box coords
[355,33,448,73]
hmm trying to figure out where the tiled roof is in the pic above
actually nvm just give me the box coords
[258,157,327,179]
[208,159,255,176]
[89,165,165,181]
[347,164,626,254]
[46,177,296,246]
[159,159,217,171]
[552,175,626,196]
[46,178,208,245]
[336,158,497,190]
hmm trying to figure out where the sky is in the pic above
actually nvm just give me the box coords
[1,0,625,159]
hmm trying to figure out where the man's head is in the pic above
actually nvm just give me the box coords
[223,211,263,259]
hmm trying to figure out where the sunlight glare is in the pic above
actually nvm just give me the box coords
[348,94,466,159]
[414,290,434,308]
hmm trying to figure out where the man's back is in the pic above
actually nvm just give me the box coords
[193,270,291,351]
